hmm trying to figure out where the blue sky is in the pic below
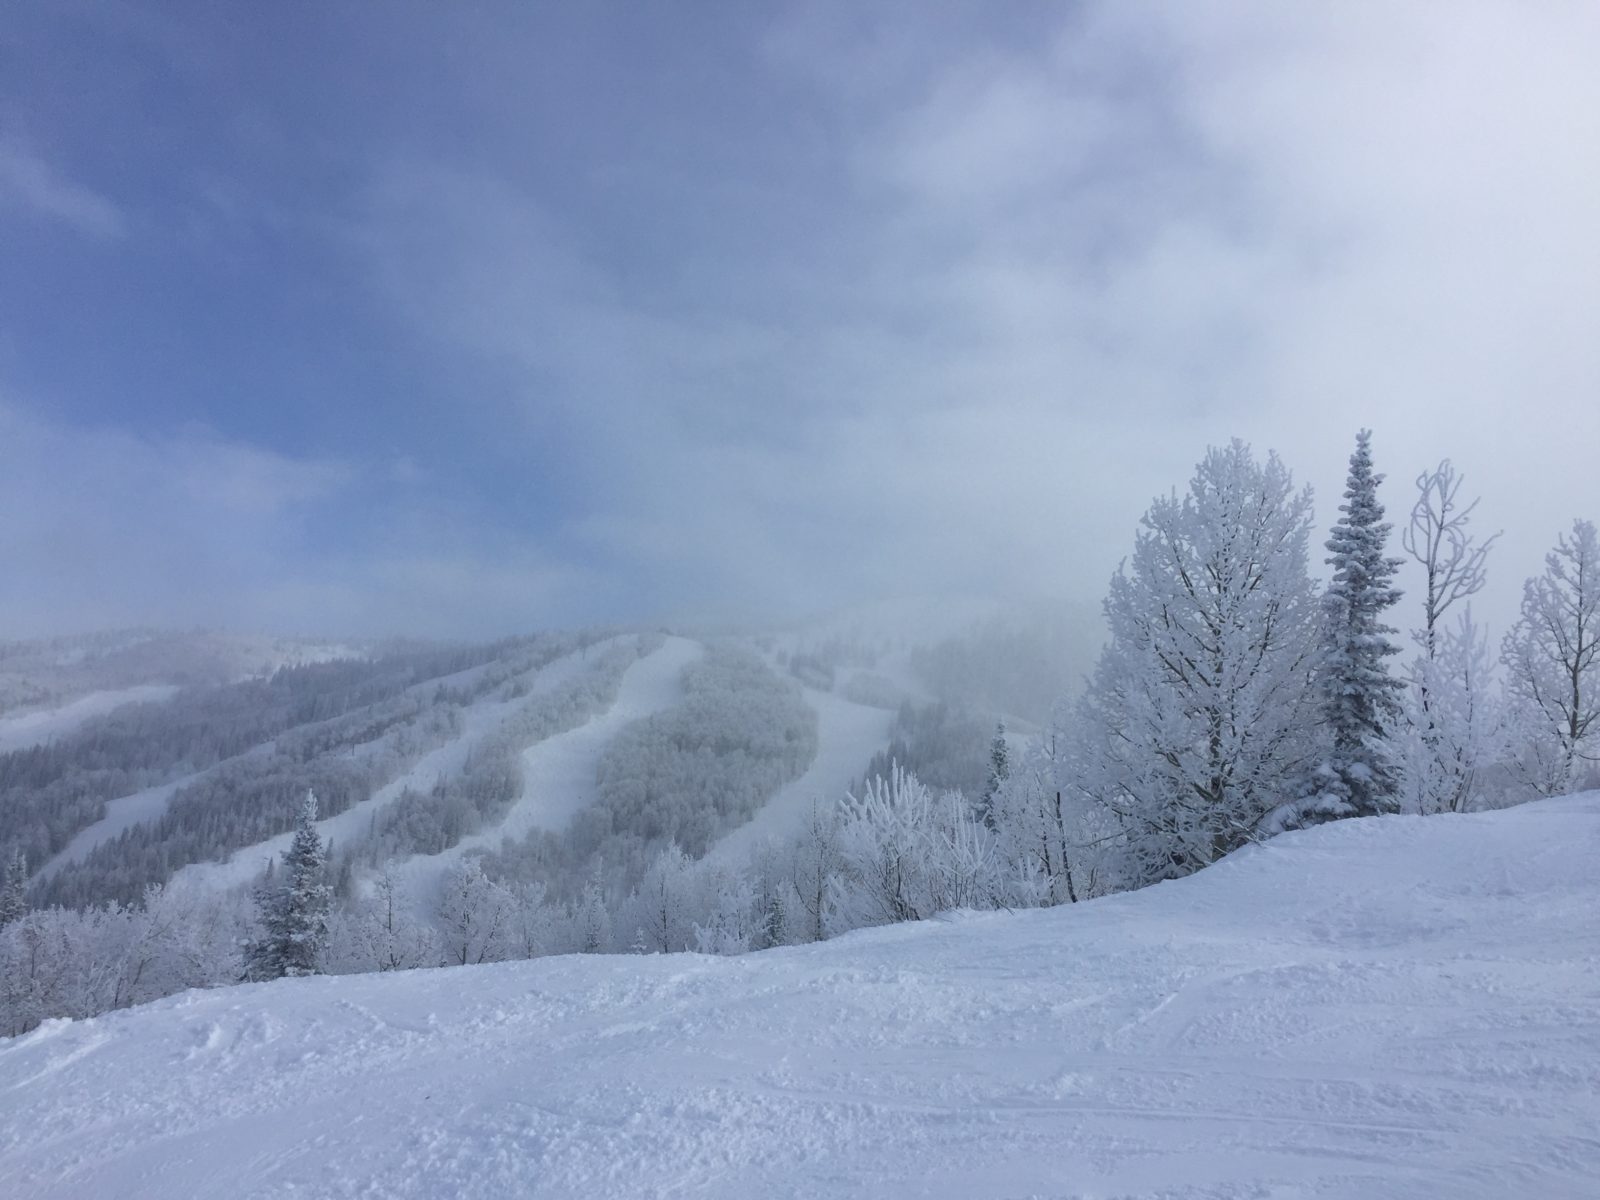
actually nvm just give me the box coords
[2,2,1598,638]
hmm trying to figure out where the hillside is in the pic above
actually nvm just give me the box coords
[3,796,1596,1199]
[5,607,1064,915]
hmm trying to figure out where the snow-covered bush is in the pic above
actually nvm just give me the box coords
[826,765,1000,932]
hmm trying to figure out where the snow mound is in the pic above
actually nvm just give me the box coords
[3,797,1599,1199]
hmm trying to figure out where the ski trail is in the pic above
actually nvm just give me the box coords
[706,686,894,864]
[170,641,627,893]
[0,685,179,755]
[397,635,705,886]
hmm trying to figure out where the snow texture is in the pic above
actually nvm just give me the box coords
[4,795,1598,1198]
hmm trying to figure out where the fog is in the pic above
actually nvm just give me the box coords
[2,2,1596,641]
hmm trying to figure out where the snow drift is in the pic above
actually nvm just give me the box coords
[3,796,1598,1199]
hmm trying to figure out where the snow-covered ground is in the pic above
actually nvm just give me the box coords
[5,796,1598,1199]
[0,684,179,754]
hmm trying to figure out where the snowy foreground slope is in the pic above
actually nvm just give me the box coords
[4,799,1599,1199]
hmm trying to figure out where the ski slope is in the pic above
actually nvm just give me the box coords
[464,634,702,845]
[0,684,179,754]
[171,641,629,893]
[4,796,1598,1199]
[707,686,893,864]
[390,635,705,892]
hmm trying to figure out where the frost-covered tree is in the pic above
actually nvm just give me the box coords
[502,881,557,961]
[328,866,440,973]
[574,875,612,953]
[1399,460,1500,813]
[1501,519,1600,794]
[978,722,1010,828]
[828,765,998,930]
[436,858,513,966]
[692,867,759,956]
[1401,460,1499,659]
[1401,609,1499,814]
[1305,430,1405,822]
[626,843,696,954]
[789,800,843,944]
[0,848,28,928]
[990,721,1117,905]
[1075,441,1323,886]
[244,790,332,980]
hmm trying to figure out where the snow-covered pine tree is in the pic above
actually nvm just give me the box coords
[758,888,789,949]
[244,790,332,980]
[1308,429,1406,821]
[0,848,27,927]
[979,721,1010,828]
[575,876,611,953]
[1074,440,1323,887]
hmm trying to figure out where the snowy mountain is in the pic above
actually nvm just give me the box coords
[3,795,1596,1199]
[4,607,1069,915]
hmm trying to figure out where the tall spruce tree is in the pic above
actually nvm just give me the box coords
[1311,430,1405,819]
[245,790,332,980]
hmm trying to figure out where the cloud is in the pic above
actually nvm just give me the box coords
[0,137,124,239]
[0,403,584,639]
[11,1,1599,640]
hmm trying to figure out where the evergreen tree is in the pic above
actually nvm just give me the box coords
[1309,430,1406,820]
[0,848,28,928]
[979,721,1010,828]
[759,889,789,949]
[244,790,332,980]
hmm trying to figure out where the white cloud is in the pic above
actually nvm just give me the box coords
[0,137,124,239]
[0,404,585,639]
[256,3,1600,632]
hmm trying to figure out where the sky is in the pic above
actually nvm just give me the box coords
[1,1,1597,641]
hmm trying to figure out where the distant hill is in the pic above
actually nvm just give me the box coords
[2,600,1099,912]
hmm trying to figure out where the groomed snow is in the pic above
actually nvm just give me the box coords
[4,796,1598,1199]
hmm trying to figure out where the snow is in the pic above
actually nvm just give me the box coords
[6,796,1599,1199]
[706,686,894,863]
[0,684,179,755]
